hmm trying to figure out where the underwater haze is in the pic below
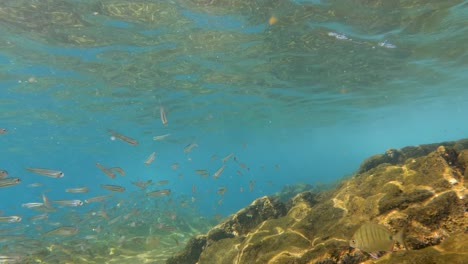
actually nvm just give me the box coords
[0,0,467,263]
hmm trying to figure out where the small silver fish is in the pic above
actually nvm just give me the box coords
[108,129,138,145]
[0,178,21,188]
[153,133,171,141]
[222,153,234,163]
[156,180,169,185]
[131,180,152,189]
[26,167,64,178]
[27,182,43,188]
[100,184,125,192]
[28,213,48,222]
[195,169,208,175]
[42,193,54,209]
[46,226,79,236]
[85,194,112,203]
[52,199,83,207]
[0,255,22,263]
[146,189,171,197]
[160,105,168,126]
[110,167,125,176]
[183,143,198,153]
[212,165,225,179]
[144,152,156,166]
[0,216,21,223]
[350,222,406,259]
[65,187,89,193]
[96,162,116,179]
[21,203,44,209]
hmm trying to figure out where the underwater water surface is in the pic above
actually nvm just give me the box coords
[0,0,467,263]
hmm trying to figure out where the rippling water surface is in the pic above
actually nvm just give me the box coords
[0,0,467,262]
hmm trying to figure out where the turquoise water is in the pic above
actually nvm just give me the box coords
[0,0,467,262]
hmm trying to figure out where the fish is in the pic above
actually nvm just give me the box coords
[146,189,171,197]
[42,193,54,209]
[195,169,209,177]
[26,167,64,178]
[183,143,198,153]
[22,203,44,209]
[153,133,171,141]
[0,128,7,134]
[100,184,126,192]
[46,226,79,236]
[28,213,48,222]
[0,177,21,188]
[131,180,152,189]
[96,163,115,179]
[195,169,208,175]
[171,163,179,170]
[108,215,121,225]
[51,199,84,207]
[350,222,406,259]
[222,153,234,163]
[156,180,169,185]
[0,170,8,178]
[0,216,21,223]
[110,167,125,176]
[0,255,22,263]
[249,180,256,192]
[108,129,138,145]
[160,105,168,126]
[27,182,43,188]
[21,203,55,213]
[213,165,225,179]
[217,186,227,195]
[65,187,89,193]
[144,152,156,166]
[85,194,112,203]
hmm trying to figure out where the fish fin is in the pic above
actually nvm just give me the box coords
[368,252,379,259]
[393,229,408,250]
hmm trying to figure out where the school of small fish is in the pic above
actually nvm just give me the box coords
[0,117,286,262]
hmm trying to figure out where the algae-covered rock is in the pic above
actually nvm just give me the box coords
[166,235,207,264]
[357,139,468,174]
[207,196,287,241]
[378,187,434,214]
[167,139,468,264]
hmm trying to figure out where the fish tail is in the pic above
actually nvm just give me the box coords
[393,229,407,250]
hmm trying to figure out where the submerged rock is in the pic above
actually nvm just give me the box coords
[167,139,468,264]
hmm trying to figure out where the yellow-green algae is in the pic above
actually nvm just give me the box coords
[168,139,468,264]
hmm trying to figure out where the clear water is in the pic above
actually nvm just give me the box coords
[0,0,467,262]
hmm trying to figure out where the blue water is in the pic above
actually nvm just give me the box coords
[0,0,467,262]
